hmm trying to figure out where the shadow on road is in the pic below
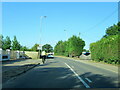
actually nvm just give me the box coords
[25,64,119,88]
[78,72,119,88]
[2,61,119,89]
[40,61,58,66]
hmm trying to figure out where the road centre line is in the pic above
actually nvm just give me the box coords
[85,78,92,83]
[64,63,90,88]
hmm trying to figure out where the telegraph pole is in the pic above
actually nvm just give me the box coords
[64,29,67,41]
[39,16,47,59]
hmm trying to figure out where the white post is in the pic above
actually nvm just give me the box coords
[22,51,25,59]
[16,50,20,59]
[0,48,2,61]
[39,16,47,58]
[6,49,10,60]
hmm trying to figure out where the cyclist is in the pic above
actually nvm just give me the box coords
[41,51,46,64]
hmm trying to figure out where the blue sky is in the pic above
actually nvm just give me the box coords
[2,2,118,49]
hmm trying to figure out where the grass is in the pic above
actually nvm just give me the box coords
[55,55,119,66]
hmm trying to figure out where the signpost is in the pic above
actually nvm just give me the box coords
[37,44,42,59]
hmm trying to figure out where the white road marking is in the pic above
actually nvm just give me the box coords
[85,78,92,83]
[64,63,90,88]
[71,66,74,68]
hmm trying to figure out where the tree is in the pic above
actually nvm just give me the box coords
[83,49,89,52]
[117,22,120,32]
[102,22,120,38]
[106,24,118,36]
[31,44,39,51]
[54,40,65,55]
[62,41,69,56]
[67,35,85,57]
[54,35,85,57]
[42,44,53,53]
[12,36,21,50]
[20,46,29,51]
[2,36,11,50]
[0,34,3,49]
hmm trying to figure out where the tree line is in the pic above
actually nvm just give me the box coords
[0,35,53,53]
[54,35,85,57]
[0,35,22,50]
[90,22,120,64]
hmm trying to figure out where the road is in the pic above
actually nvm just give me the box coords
[2,57,119,88]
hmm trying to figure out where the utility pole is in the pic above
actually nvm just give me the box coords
[64,29,67,41]
[39,16,47,59]
[79,32,80,38]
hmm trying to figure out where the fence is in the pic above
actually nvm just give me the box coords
[25,51,38,59]
[0,48,25,61]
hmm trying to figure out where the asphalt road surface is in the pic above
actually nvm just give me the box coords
[2,57,119,88]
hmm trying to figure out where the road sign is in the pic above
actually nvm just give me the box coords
[37,45,42,50]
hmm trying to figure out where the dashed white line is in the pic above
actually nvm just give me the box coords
[64,63,90,88]
[85,78,92,83]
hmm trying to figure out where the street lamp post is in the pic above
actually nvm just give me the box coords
[64,29,67,41]
[39,16,47,59]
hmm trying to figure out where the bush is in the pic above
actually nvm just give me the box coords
[90,35,119,64]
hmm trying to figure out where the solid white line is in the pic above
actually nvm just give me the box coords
[85,78,92,83]
[64,63,90,88]
[71,66,74,68]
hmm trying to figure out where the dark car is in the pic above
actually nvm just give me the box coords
[47,54,54,59]
[84,52,90,56]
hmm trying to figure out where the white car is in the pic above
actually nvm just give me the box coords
[47,54,54,59]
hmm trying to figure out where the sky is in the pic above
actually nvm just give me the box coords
[2,2,118,50]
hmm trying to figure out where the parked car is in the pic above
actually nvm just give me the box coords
[47,54,54,59]
[84,52,90,56]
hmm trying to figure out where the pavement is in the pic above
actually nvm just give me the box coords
[2,59,42,83]
[2,57,119,88]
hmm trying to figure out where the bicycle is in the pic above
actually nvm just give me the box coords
[42,55,46,64]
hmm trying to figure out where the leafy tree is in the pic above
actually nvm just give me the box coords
[20,46,29,51]
[54,40,65,55]
[0,34,3,49]
[12,36,21,50]
[106,24,118,35]
[83,49,87,52]
[42,44,53,53]
[67,35,85,57]
[63,41,69,56]
[117,22,120,32]
[103,22,120,38]
[2,36,11,50]
[86,50,89,52]
[54,35,85,57]
[31,43,39,51]
[83,49,89,52]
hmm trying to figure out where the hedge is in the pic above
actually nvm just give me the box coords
[90,35,119,64]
